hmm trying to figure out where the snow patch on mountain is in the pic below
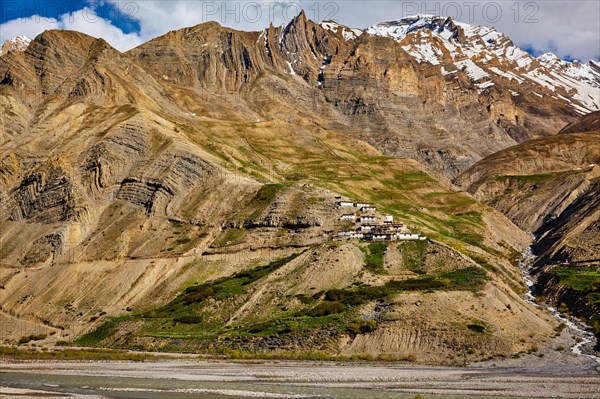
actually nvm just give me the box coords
[0,35,31,56]
[456,59,489,81]
[489,67,524,83]
[320,21,362,41]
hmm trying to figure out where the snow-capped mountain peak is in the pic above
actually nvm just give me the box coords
[368,16,529,64]
[320,20,363,41]
[0,35,32,56]
[366,15,454,42]
[366,16,600,114]
[537,52,562,66]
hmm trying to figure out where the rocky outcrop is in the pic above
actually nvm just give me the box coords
[20,234,63,265]
[0,15,586,181]
[122,13,583,180]
[534,267,600,341]
[533,178,600,265]
[11,167,77,224]
[560,111,600,134]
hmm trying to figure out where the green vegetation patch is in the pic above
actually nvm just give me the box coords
[240,313,346,338]
[247,184,285,219]
[17,334,47,344]
[322,266,488,308]
[74,250,487,354]
[346,319,378,335]
[302,301,346,317]
[174,316,203,324]
[554,267,600,292]
[589,315,600,335]
[77,253,303,346]
[212,228,247,247]
[401,240,428,274]
[75,319,120,346]
[588,292,600,306]
[497,170,573,185]
[553,267,600,306]
[362,242,388,274]
[295,294,316,305]
[176,252,302,307]
[466,323,486,333]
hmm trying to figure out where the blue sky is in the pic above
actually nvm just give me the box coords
[1,1,599,61]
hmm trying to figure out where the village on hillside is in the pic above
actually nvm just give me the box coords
[334,198,426,241]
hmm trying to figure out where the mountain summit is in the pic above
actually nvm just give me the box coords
[367,15,600,114]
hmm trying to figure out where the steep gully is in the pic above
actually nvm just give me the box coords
[519,248,600,363]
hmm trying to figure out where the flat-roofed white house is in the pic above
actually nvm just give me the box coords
[396,233,427,241]
[358,216,376,223]
[355,202,370,208]
[350,232,364,239]
[337,231,353,237]
[360,206,377,212]
[384,215,394,223]
[337,201,354,207]
[340,214,355,221]
[372,233,392,241]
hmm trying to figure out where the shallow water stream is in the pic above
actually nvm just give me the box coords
[518,247,600,363]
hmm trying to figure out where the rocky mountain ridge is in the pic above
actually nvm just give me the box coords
[366,15,600,115]
[3,14,597,179]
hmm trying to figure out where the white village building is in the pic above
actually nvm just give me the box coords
[358,216,376,223]
[397,233,427,241]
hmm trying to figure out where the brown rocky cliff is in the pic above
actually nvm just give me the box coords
[122,15,569,179]
[560,111,600,134]
[3,15,590,180]
[0,30,175,143]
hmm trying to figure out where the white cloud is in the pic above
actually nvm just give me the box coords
[104,0,301,39]
[60,7,143,51]
[0,16,61,42]
[483,2,600,61]
[132,1,210,38]
[0,7,143,52]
